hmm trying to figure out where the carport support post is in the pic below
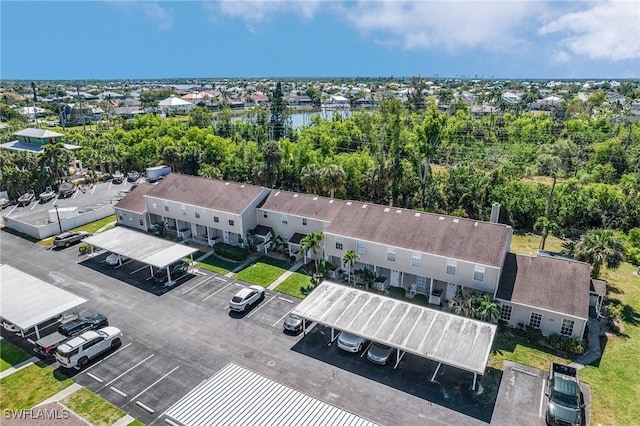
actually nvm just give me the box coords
[34,324,41,340]
[149,265,154,277]
[472,373,477,391]
[431,362,442,382]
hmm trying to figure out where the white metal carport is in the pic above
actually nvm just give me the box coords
[165,362,380,426]
[0,264,87,339]
[292,281,497,388]
[82,227,199,286]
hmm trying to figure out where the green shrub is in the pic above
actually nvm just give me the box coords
[549,334,586,355]
[388,286,406,299]
[78,243,90,255]
[214,243,248,261]
[514,323,543,343]
[413,294,428,305]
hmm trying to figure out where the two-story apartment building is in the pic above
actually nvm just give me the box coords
[324,201,512,302]
[255,190,346,260]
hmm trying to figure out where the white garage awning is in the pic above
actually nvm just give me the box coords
[82,226,198,269]
[0,264,87,331]
[165,362,380,426]
[292,281,497,375]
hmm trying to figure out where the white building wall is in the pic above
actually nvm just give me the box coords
[498,301,587,340]
[115,209,147,231]
[324,233,500,293]
[256,209,327,240]
[239,188,271,241]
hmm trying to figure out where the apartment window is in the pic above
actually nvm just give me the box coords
[281,215,288,226]
[214,216,219,223]
[181,204,186,216]
[560,319,575,337]
[411,253,421,267]
[356,241,365,256]
[195,210,200,219]
[500,305,512,321]
[322,222,328,230]
[139,218,144,226]
[152,202,157,210]
[474,265,486,282]
[228,219,234,226]
[529,312,543,329]
[128,216,133,222]
[335,237,343,250]
[163,202,169,212]
[302,218,307,226]
[118,213,123,221]
[446,259,457,275]
[387,248,396,262]
[416,276,427,289]
[263,211,268,218]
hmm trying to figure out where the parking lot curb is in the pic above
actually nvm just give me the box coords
[34,383,82,407]
[0,356,39,379]
[112,414,136,426]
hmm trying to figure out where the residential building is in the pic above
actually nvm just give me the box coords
[114,184,154,231]
[0,128,81,154]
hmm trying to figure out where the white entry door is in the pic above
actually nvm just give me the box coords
[390,269,400,286]
[446,283,457,300]
[223,230,230,244]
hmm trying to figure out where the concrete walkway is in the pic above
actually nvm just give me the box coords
[35,383,82,407]
[569,317,608,370]
[112,414,136,426]
[0,356,40,379]
[267,260,305,290]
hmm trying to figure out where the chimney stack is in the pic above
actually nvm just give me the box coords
[490,202,500,223]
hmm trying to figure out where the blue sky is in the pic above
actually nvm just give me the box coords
[2,1,638,80]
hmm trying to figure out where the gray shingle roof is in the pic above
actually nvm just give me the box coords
[144,174,266,214]
[259,190,345,222]
[496,253,590,319]
[325,202,512,267]
[114,183,153,213]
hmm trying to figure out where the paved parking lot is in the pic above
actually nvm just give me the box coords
[3,231,559,426]
[2,179,135,226]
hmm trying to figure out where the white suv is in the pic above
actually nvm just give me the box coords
[229,285,265,312]
[55,326,122,368]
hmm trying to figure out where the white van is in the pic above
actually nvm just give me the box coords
[55,326,122,368]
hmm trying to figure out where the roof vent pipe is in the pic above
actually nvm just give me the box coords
[490,202,500,223]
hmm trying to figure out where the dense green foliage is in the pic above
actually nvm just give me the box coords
[213,242,248,261]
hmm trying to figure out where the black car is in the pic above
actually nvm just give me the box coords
[153,260,189,283]
[58,314,109,337]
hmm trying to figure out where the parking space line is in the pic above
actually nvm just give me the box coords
[83,342,132,373]
[72,191,79,200]
[539,378,546,418]
[30,202,38,211]
[182,276,214,294]
[214,276,227,282]
[114,259,134,269]
[202,282,232,302]
[110,386,128,398]
[131,366,180,402]
[361,341,374,357]
[233,282,245,287]
[278,296,294,304]
[272,310,293,328]
[87,372,104,383]
[131,265,149,275]
[102,354,154,388]
[6,205,17,216]
[91,185,97,195]
[246,294,277,318]
[108,182,113,191]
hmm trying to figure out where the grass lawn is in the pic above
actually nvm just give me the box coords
[0,340,32,372]
[196,254,240,275]
[0,363,72,410]
[488,333,571,372]
[234,256,292,287]
[38,215,116,247]
[510,233,567,256]
[275,271,312,299]
[127,421,146,426]
[61,388,126,426]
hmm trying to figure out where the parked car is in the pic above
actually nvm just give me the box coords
[105,253,128,266]
[58,314,108,337]
[53,231,90,248]
[127,170,140,182]
[546,363,584,426]
[2,319,19,332]
[112,172,124,184]
[229,285,265,312]
[337,332,366,353]
[366,342,394,365]
[283,314,308,333]
[58,182,76,198]
[153,260,189,283]
[55,326,122,368]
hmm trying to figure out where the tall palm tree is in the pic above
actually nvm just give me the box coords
[341,249,359,286]
[301,164,322,195]
[534,216,559,251]
[321,164,346,198]
[300,231,324,272]
[575,229,625,278]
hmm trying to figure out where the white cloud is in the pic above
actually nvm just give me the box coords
[550,50,571,64]
[539,1,640,62]
[142,2,173,30]
[206,0,322,27]
[338,1,542,52]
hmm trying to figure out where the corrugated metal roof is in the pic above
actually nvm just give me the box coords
[82,226,198,269]
[165,363,380,426]
[292,282,496,375]
[0,264,87,330]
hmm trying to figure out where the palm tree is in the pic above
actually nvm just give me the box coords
[341,249,359,286]
[300,231,324,272]
[477,295,500,322]
[320,164,346,198]
[301,164,322,195]
[534,216,559,251]
[575,229,625,278]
